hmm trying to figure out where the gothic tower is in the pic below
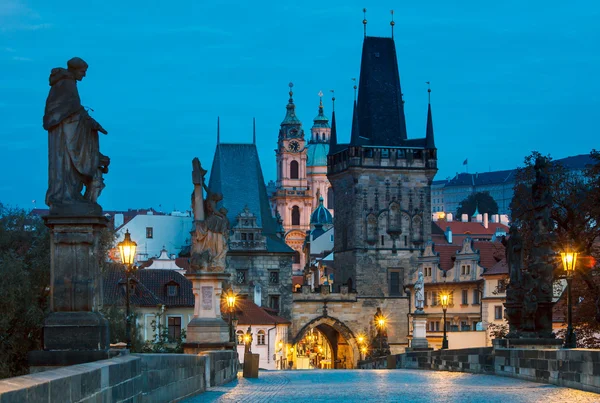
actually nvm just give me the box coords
[271,83,312,274]
[327,35,438,297]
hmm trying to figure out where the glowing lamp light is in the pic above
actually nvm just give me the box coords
[361,346,368,354]
[376,315,386,329]
[278,340,283,350]
[118,230,137,266]
[357,334,365,345]
[224,289,237,310]
[243,334,251,344]
[439,292,450,309]
[561,250,578,277]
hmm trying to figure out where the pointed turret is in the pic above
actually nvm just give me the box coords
[425,103,435,149]
[312,91,330,130]
[217,116,220,144]
[328,110,338,155]
[350,100,361,145]
[280,82,302,129]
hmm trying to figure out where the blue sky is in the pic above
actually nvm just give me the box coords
[1,0,598,212]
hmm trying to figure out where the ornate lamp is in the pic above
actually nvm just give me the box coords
[561,248,578,348]
[374,312,387,355]
[224,289,237,344]
[117,230,137,350]
[439,291,450,349]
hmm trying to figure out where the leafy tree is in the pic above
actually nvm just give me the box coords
[510,150,600,336]
[141,308,186,353]
[456,192,499,218]
[488,323,508,339]
[100,303,145,352]
[0,204,50,379]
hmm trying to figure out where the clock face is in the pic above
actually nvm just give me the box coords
[288,141,300,153]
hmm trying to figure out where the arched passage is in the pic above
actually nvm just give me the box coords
[292,315,360,369]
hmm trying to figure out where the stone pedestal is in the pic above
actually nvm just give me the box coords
[29,215,111,370]
[409,313,431,350]
[183,272,232,354]
[243,353,259,378]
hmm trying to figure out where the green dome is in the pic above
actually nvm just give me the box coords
[307,142,329,167]
[310,196,333,226]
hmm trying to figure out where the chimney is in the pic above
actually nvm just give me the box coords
[461,213,468,222]
[483,213,489,229]
[445,226,453,244]
[500,214,509,225]
[474,214,482,223]
[446,213,453,222]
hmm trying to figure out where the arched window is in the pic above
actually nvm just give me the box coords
[290,160,299,179]
[327,188,334,209]
[292,206,300,225]
[236,330,244,345]
[257,330,266,345]
[293,251,301,264]
[321,133,325,141]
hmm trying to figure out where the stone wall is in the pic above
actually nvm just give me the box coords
[358,347,600,395]
[0,351,238,402]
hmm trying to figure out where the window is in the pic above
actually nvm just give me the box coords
[146,227,153,239]
[237,330,244,345]
[428,321,440,332]
[327,188,334,209]
[167,284,178,297]
[381,149,389,159]
[248,233,254,241]
[462,289,468,305]
[381,235,385,246]
[461,265,471,276]
[257,330,266,345]
[497,279,507,293]
[290,160,299,179]
[293,251,301,264]
[269,295,280,311]
[424,267,432,277]
[236,270,247,284]
[168,316,181,341]
[292,206,300,226]
[472,289,480,305]
[460,321,469,331]
[269,271,279,284]
[389,271,401,296]
[494,306,503,320]
[431,291,438,306]
[404,236,407,247]
[241,233,247,240]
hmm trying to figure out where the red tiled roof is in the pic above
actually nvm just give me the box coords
[221,298,290,325]
[474,241,505,270]
[175,258,190,270]
[434,221,508,236]
[484,258,509,276]
[292,276,304,287]
[433,244,461,271]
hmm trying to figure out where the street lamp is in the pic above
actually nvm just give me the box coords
[561,248,578,348]
[375,312,386,355]
[439,291,450,349]
[118,230,137,350]
[224,288,237,343]
[361,346,368,360]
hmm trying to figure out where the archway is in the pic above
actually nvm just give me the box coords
[291,316,360,369]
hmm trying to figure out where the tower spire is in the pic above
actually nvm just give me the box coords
[425,82,436,149]
[253,117,256,144]
[352,78,357,101]
[217,116,220,144]
[330,90,335,111]
[363,8,367,37]
[390,10,395,39]
[329,98,338,155]
[280,81,302,127]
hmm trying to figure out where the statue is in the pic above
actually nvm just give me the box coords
[414,271,425,312]
[244,326,253,354]
[43,57,109,214]
[522,289,538,331]
[190,158,229,272]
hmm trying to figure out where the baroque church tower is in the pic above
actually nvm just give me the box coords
[327,34,438,297]
[270,85,335,275]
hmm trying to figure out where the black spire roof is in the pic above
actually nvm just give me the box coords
[425,103,435,149]
[351,36,408,146]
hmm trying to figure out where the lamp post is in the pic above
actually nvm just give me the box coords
[224,289,237,343]
[439,291,450,349]
[361,346,368,361]
[561,249,578,348]
[118,230,137,350]
[375,314,386,355]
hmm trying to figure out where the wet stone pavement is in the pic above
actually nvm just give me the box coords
[186,369,599,403]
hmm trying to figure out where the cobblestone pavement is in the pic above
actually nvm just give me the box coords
[186,370,599,403]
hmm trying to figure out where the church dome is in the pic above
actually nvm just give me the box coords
[310,196,333,226]
[307,142,329,167]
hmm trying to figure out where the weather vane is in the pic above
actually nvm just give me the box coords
[390,10,395,39]
[330,89,335,111]
[426,81,431,103]
[363,8,367,37]
[352,78,357,101]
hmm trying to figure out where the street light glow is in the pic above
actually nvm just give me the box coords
[561,250,578,276]
[118,230,137,266]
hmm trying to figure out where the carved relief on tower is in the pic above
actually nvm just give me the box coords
[411,215,424,244]
[387,201,402,234]
[365,213,378,244]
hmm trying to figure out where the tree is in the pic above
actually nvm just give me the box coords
[510,151,600,335]
[0,204,50,379]
[141,308,186,353]
[456,192,499,218]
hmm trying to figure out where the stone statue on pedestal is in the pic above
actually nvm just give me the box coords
[43,57,109,215]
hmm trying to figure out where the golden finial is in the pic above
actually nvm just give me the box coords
[318,90,323,106]
[390,10,395,39]
[288,82,294,98]
[363,8,367,37]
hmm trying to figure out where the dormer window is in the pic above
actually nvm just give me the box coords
[166,282,179,297]
[241,233,247,241]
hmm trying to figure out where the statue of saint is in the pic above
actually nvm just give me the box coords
[505,226,523,286]
[43,57,109,214]
[190,158,229,272]
[414,271,425,312]
[244,326,253,354]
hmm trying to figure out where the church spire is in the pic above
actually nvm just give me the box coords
[253,117,256,144]
[328,94,338,155]
[217,116,220,144]
[350,99,360,145]
[425,83,436,149]
[281,82,302,127]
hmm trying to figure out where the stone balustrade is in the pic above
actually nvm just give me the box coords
[0,351,238,402]
[358,347,600,394]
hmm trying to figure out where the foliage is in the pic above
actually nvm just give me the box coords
[141,309,186,353]
[0,204,50,379]
[100,303,145,352]
[456,191,499,218]
[488,323,509,339]
[510,150,600,332]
